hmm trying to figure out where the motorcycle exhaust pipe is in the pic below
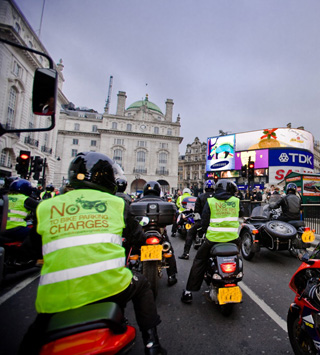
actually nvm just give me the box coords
[162,241,171,252]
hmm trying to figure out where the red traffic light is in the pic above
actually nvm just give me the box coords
[20,153,30,160]
[248,163,254,169]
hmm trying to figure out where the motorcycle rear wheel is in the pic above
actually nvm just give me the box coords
[220,304,234,317]
[240,230,255,261]
[287,309,317,354]
[142,261,159,299]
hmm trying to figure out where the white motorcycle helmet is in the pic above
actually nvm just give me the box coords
[183,188,191,195]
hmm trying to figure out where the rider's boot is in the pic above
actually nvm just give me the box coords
[142,327,167,355]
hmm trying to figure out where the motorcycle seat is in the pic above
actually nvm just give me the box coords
[210,243,239,256]
[44,302,127,343]
[287,220,305,228]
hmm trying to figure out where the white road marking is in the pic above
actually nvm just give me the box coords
[0,272,40,306]
[240,281,287,332]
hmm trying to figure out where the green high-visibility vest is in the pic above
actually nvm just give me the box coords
[206,196,240,243]
[35,189,132,313]
[6,194,29,229]
[177,193,191,212]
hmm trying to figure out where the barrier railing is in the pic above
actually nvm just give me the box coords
[302,204,320,234]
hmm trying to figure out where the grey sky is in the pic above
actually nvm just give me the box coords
[14,0,320,154]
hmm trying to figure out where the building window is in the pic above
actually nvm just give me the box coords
[13,61,22,77]
[159,143,168,149]
[91,140,97,146]
[74,123,80,131]
[159,152,167,164]
[167,129,172,136]
[71,149,78,157]
[138,141,147,147]
[14,22,21,34]
[28,40,33,49]
[154,127,159,134]
[72,139,79,145]
[92,125,97,132]
[137,150,146,163]
[126,123,132,131]
[113,149,122,165]
[114,138,124,145]
[112,122,117,129]
[7,87,17,129]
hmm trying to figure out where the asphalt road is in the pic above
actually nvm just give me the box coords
[0,225,302,355]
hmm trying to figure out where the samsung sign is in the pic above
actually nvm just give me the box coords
[269,149,314,169]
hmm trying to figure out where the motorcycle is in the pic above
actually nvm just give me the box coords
[39,301,136,355]
[176,209,195,239]
[127,216,173,298]
[239,195,312,261]
[203,242,244,316]
[287,242,320,354]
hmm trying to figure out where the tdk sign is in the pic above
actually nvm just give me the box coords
[269,149,314,169]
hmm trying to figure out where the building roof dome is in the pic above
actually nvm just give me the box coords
[126,94,163,114]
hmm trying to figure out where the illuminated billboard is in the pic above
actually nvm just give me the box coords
[236,128,313,152]
[235,149,269,170]
[206,135,235,171]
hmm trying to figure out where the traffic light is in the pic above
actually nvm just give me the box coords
[241,165,247,178]
[248,162,255,179]
[32,156,44,180]
[16,150,31,178]
[213,174,219,183]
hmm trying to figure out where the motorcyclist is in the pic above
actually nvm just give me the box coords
[181,179,242,304]
[2,179,38,242]
[18,152,166,355]
[179,180,215,260]
[116,177,132,206]
[171,187,192,238]
[132,180,178,286]
[271,183,301,221]
[40,184,55,200]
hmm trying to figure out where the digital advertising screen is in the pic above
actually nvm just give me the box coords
[235,149,269,170]
[206,135,235,171]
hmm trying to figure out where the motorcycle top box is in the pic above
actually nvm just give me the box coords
[130,198,177,226]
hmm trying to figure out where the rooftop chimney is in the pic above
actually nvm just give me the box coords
[165,99,174,122]
[116,91,127,116]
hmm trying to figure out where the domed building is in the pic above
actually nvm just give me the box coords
[55,91,183,195]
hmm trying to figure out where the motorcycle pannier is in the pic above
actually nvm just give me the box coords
[130,199,177,226]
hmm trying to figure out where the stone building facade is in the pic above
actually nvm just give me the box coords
[0,0,67,185]
[178,137,207,195]
[55,93,183,194]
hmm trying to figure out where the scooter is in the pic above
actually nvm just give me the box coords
[203,242,244,316]
[287,242,320,354]
[39,302,136,355]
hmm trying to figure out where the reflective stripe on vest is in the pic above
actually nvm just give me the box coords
[206,196,240,243]
[6,194,29,229]
[39,256,125,286]
[42,233,122,255]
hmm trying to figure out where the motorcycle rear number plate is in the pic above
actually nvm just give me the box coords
[186,223,192,230]
[141,245,163,261]
[218,286,242,305]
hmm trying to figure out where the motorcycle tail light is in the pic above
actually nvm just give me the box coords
[221,262,237,273]
[304,227,311,232]
[146,237,160,245]
[129,255,139,261]
[252,229,259,235]
[225,284,236,287]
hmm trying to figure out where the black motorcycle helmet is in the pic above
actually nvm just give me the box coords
[4,176,19,189]
[68,152,117,194]
[46,184,55,192]
[286,183,297,194]
[116,177,127,193]
[215,179,238,196]
[143,180,161,196]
